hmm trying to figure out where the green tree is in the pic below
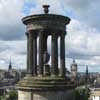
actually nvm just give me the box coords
[7,90,18,100]
[74,88,90,100]
[0,96,2,100]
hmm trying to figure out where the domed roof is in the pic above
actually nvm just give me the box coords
[72,59,77,66]
[71,59,77,67]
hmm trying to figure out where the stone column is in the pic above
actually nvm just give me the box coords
[26,32,30,74]
[28,32,33,75]
[33,33,37,76]
[43,34,48,64]
[60,33,66,77]
[39,30,44,75]
[51,34,59,76]
[43,34,47,53]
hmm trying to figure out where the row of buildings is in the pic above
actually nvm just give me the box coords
[0,58,98,98]
[0,59,78,96]
[0,59,26,95]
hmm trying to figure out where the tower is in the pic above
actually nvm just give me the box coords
[85,65,89,85]
[17,5,75,100]
[8,58,12,71]
[71,59,77,81]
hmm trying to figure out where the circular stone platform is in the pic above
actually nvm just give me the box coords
[16,75,75,91]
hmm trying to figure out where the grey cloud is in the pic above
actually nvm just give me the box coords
[66,47,100,60]
[31,0,100,31]
[15,50,26,55]
[0,24,25,40]
[0,40,27,69]
[66,50,92,60]
[0,0,25,40]
[62,0,100,31]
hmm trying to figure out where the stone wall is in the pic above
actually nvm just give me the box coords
[18,90,74,100]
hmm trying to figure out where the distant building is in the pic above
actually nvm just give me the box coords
[0,59,21,95]
[85,65,91,86]
[71,59,78,82]
[90,77,100,100]
[4,59,19,81]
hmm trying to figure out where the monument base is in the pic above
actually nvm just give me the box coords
[18,90,74,100]
[17,75,75,100]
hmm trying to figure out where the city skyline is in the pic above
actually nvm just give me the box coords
[0,0,100,72]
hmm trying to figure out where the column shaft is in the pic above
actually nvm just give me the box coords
[33,34,37,76]
[39,31,44,75]
[29,33,33,75]
[51,34,58,75]
[43,34,48,64]
[60,34,66,77]
[43,35,47,52]
[26,32,30,74]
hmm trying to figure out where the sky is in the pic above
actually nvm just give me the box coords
[0,0,100,72]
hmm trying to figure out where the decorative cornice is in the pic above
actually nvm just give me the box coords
[22,14,70,25]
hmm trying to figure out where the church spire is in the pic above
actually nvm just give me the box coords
[73,59,75,63]
[85,65,89,87]
[86,65,88,76]
[9,57,12,70]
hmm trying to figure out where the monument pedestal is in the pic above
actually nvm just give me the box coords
[18,90,74,100]
[17,75,75,100]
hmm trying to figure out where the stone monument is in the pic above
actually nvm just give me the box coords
[17,5,75,100]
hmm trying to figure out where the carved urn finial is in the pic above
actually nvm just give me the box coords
[43,5,50,14]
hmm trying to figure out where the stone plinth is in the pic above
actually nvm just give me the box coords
[18,90,74,100]
[17,75,75,100]
[17,75,75,90]
[18,91,32,100]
